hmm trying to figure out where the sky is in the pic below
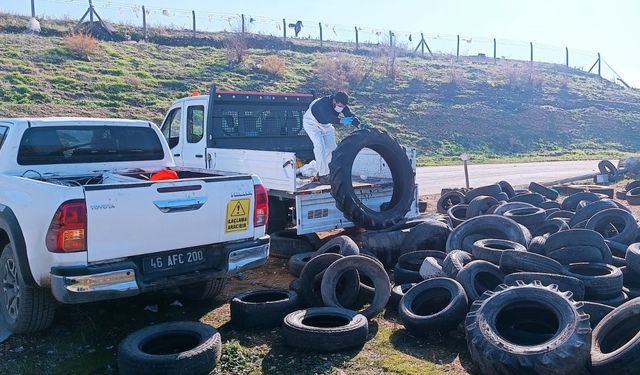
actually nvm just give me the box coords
[3,0,640,87]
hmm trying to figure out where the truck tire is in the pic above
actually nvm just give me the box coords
[117,321,221,375]
[625,243,640,275]
[527,235,548,254]
[503,207,547,229]
[497,180,516,198]
[591,298,640,374]
[582,301,614,328]
[472,239,526,265]
[442,250,474,278]
[312,235,360,257]
[531,218,569,237]
[0,244,56,334]
[282,307,368,352]
[394,250,447,284]
[564,262,623,300]
[455,260,505,301]
[230,289,300,329]
[493,202,535,216]
[561,192,603,211]
[179,278,227,301]
[528,182,559,200]
[437,191,465,214]
[539,200,562,210]
[568,199,618,227]
[321,255,391,319]
[329,128,415,230]
[399,221,451,253]
[399,278,468,335]
[447,204,468,228]
[388,283,415,311]
[627,187,640,205]
[288,252,316,277]
[598,160,619,181]
[499,250,565,274]
[465,282,591,375]
[269,230,315,259]
[587,208,639,245]
[503,272,585,300]
[545,229,612,264]
[466,196,499,218]
[464,184,503,203]
[446,215,531,253]
[508,193,546,206]
[299,253,360,307]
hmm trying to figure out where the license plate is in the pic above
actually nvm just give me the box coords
[142,249,206,274]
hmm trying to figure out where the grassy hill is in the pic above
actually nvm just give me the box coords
[1,13,639,165]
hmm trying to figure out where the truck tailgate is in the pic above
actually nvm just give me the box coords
[84,176,255,262]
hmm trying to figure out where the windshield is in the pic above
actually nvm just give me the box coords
[17,126,165,165]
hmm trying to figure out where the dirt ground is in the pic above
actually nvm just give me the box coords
[1,181,639,375]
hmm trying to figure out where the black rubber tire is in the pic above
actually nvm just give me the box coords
[562,192,603,211]
[499,250,565,274]
[312,235,360,257]
[388,283,415,311]
[497,180,516,198]
[539,200,562,210]
[503,272,585,300]
[361,220,423,264]
[289,278,302,296]
[587,208,639,245]
[547,245,611,265]
[447,204,468,228]
[179,278,227,301]
[547,210,575,220]
[607,240,629,258]
[528,235,548,254]
[288,252,316,278]
[399,221,451,254]
[564,262,623,300]
[529,182,559,200]
[627,187,640,205]
[588,291,628,308]
[582,301,614,329]
[437,191,465,214]
[466,196,499,218]
[329,128,415,230]
[472,239,526,265]
[598,160,619,181]
[321,255,391,319]
[531,218,569,237]
[616,190,628,200]
[269,230,315,259]
[117,321,221,375]
[590,298,640,374]
[493,202,535,216]
[393,250,447,284]
[455,260,505,301]
[508,193,546,206]
[299,253,360,307]
[282,307,368,352]
[503,207,547,229]
[626,181,640,192]
[230,289,300,329]
[465,282,591,375]
[446,215,531,253]
[625,243,640,275]
[569,199,619,227]
[545,229,612,264]
[442,250,474,278]
[399,278,468,335]
[0,244,56,334]
[464,184,503,203]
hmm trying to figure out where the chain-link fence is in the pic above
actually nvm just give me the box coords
[4,0,628,86]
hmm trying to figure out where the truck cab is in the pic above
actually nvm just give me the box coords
[161,87,418,234]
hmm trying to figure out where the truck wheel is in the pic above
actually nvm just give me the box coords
[270,230,315,259]
[0,244,55,333]
[117,321,221,375]
[329,128,415,230]
[178,278,226,301]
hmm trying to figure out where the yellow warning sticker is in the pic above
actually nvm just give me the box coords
[226,198,250,233]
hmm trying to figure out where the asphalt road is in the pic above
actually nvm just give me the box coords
[417,160,604,195]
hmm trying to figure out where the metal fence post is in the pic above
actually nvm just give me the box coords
[89,0,94,25]
[192,10,196,38]
[142,5,147,40]
[597,52,601,77]
[283,19,286,42]
[456,34,460,61]
[493,38,496,64]
[241,14,245,33]
[566,47,569,67]
[355,26,359,51]
[389,30,393,47]
[31,0,36,17]
[530,42,533,65]
[319,22,323,47]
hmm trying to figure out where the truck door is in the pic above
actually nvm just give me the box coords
[160,103,184,165]
[180,101,207,168]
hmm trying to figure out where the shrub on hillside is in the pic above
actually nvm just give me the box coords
[224,32,247,64]
[63,32,97,60]
[505,64,543,91]
[316,53,364,91]
[259,55,286,77]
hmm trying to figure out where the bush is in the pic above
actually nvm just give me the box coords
[316,53,364,91]
[224,33,247,64]
[259,55,286,77]
[63,32,98,60]
[505,64,543,91]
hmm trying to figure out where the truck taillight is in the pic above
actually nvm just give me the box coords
[46,200,87,253]
[254,184,269,228]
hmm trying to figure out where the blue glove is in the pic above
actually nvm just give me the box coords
[340,117,353,125]
[359,123,370,129]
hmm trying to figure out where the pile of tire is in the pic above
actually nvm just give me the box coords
[360,180,640,374]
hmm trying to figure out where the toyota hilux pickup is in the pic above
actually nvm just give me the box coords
[0,118,269,333]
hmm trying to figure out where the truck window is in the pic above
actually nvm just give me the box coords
[187,105,204,143]
[214,108,306,137]
[0,126,8,149]
[161,108,181,148]
[17,126,164,165]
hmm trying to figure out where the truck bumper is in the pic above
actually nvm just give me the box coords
[50,236,269,304]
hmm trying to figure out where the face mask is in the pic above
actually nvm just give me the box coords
[334,106,344,113]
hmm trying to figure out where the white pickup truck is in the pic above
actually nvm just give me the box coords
[161,87,418,234]
[0,118,270,333]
